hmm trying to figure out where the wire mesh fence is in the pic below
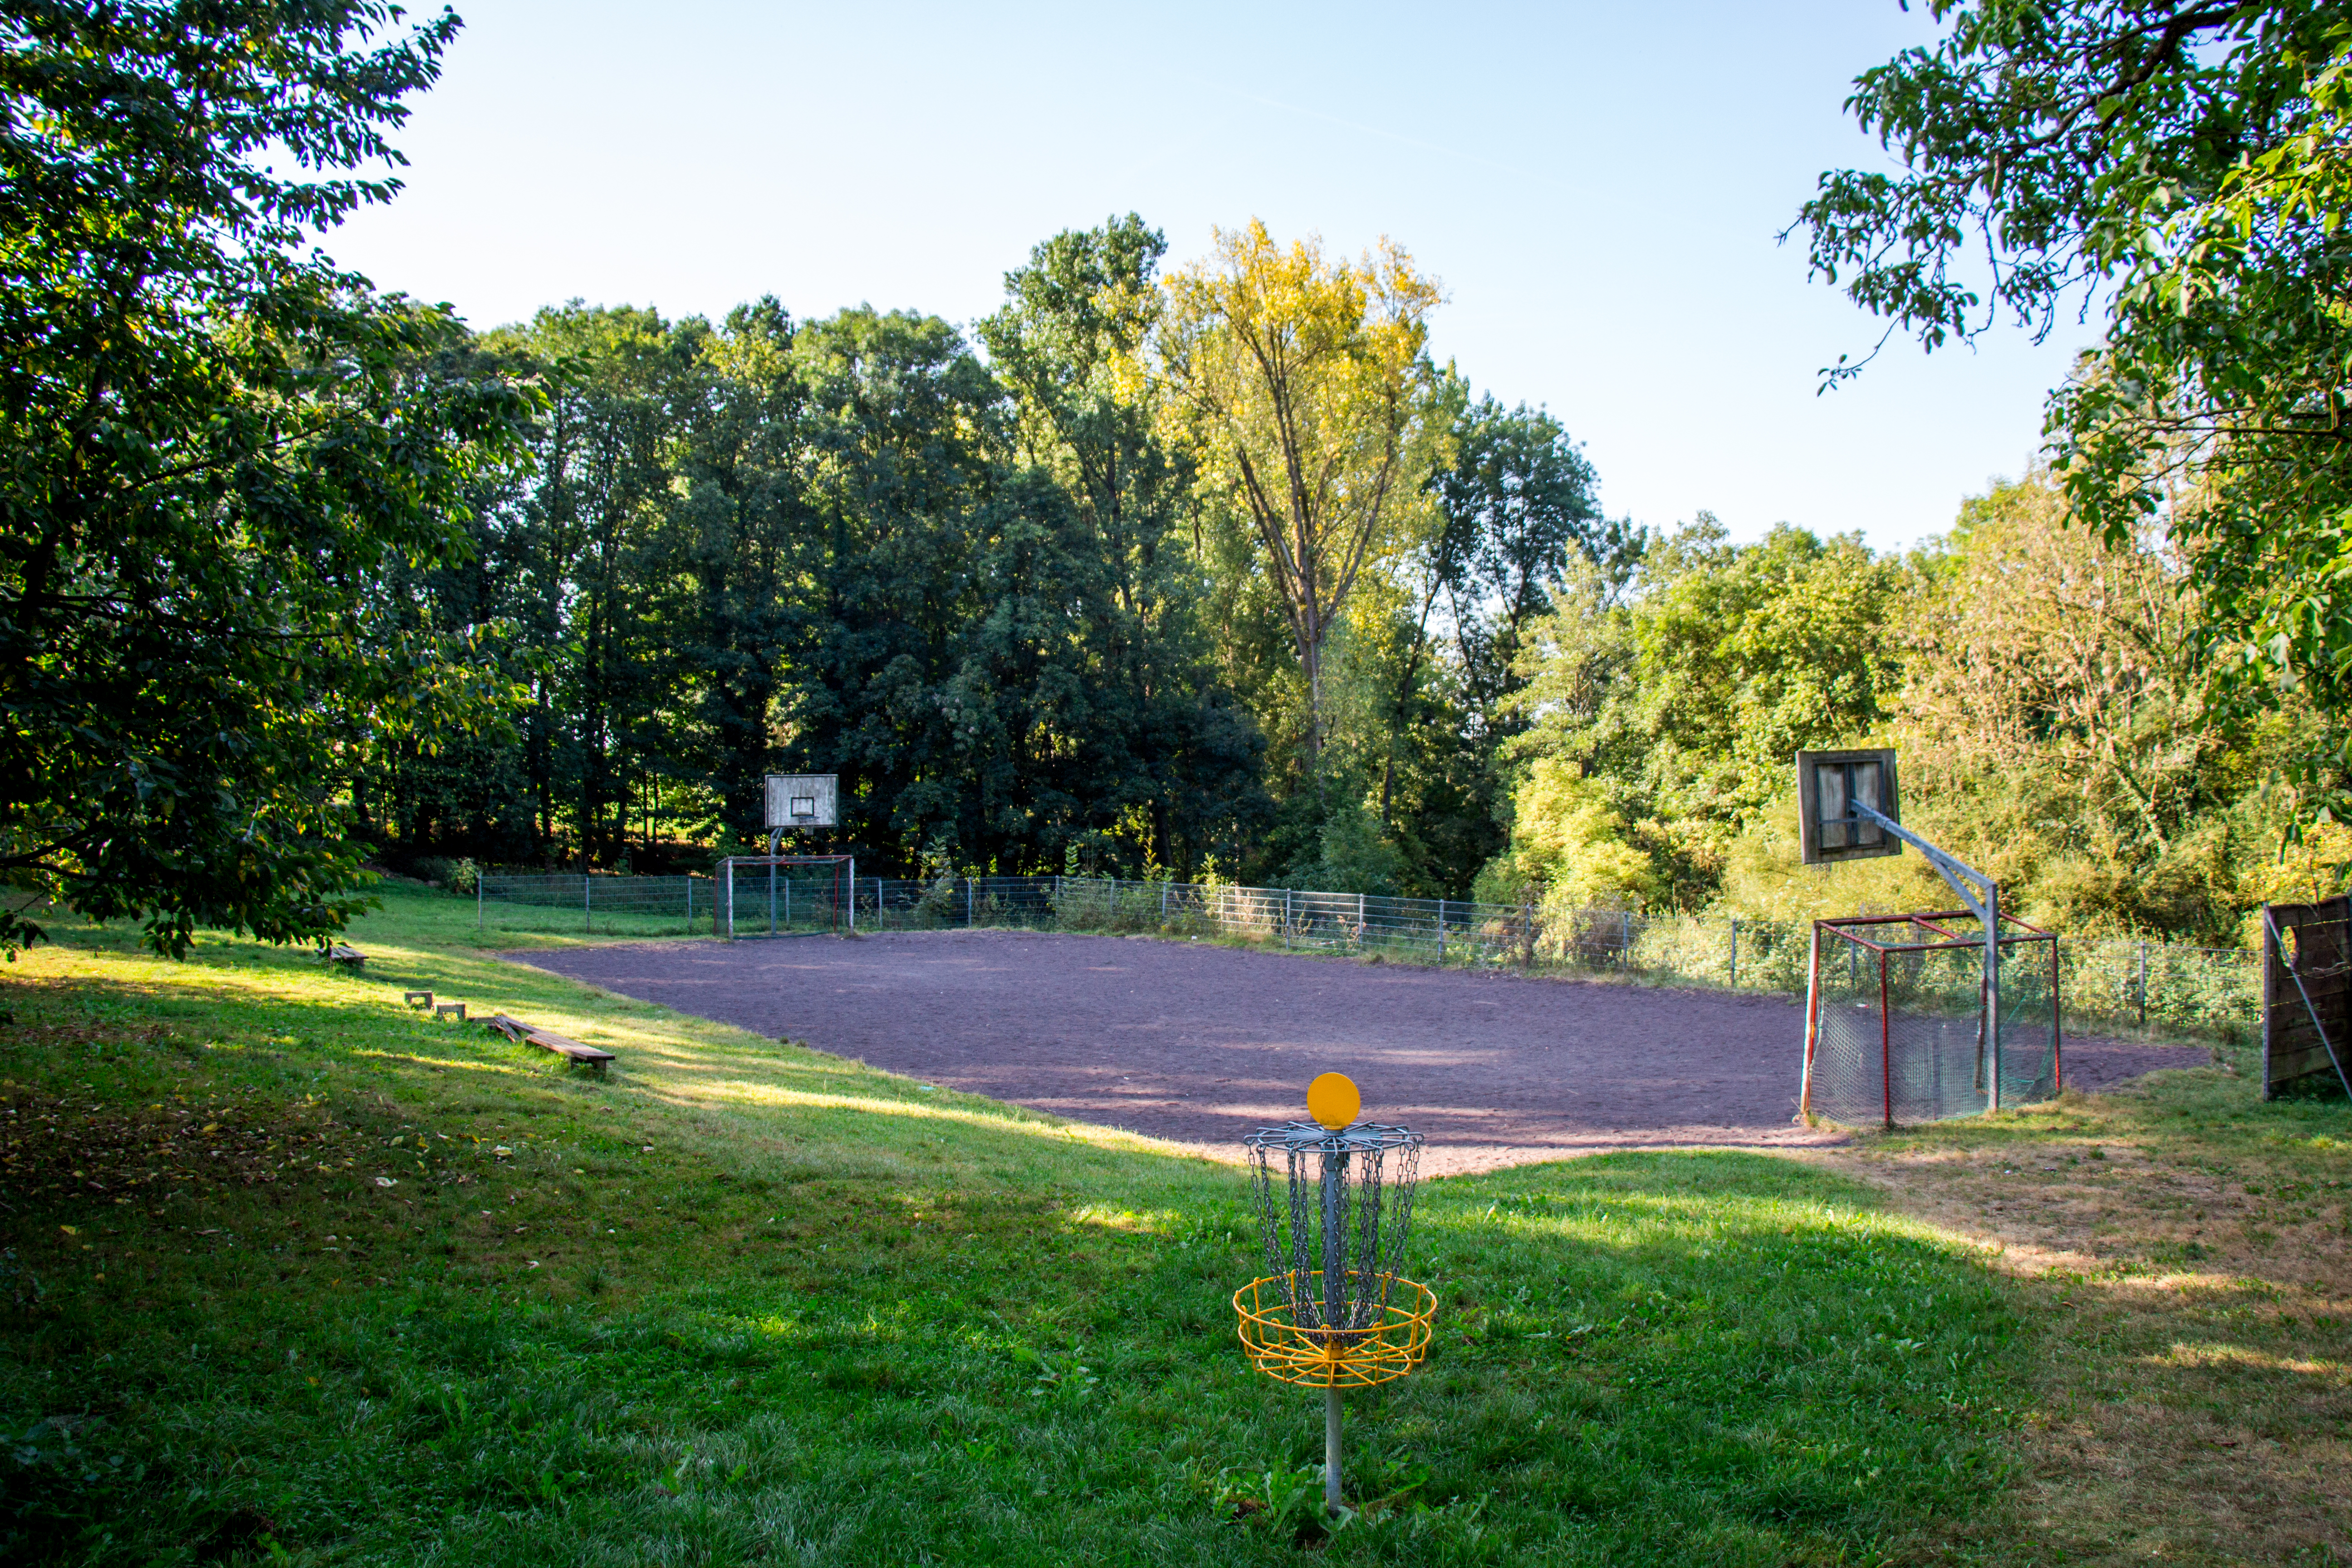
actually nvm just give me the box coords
[718,859,851,938]
[1806,913,2063,1126]
[474,870,2260,1047]
[475,872,717,937]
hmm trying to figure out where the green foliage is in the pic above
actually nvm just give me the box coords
[1158,221,1449,777]
[1489,519,1907,910]
[363,220,1269,880]
[1793,0,2352,822]
[1488,473,2352,938]
[0,0,536,956]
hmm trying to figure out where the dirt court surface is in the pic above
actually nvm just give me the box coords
[521,930,2213,1174]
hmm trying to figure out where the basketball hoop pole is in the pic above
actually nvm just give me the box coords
[1844,800,2004,1111]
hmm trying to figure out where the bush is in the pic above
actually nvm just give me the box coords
[411,858,480,895]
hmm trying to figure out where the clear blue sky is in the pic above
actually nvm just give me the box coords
[327,0,2093,553]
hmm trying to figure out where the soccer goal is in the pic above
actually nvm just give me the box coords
[1803,911,2061,1127]
[1795,749,2064,1126]
[718,854,854,938]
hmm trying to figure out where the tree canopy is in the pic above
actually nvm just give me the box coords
[1158,222,1446,782]
[14,0,2324,950]
[0,0,533,956]
[1792,0,2352,819]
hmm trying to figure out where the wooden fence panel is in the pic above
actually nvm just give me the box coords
[2264,896,2352,1098]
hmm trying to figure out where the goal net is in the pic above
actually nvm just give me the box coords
[1803,911,2062,1127]
[719,855,853,938]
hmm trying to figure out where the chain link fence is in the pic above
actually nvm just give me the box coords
[475,872,717,936]
[1806,915,2063,1126]
[475,870,2259,1047]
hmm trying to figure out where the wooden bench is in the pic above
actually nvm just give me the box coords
[403,990,433,1009]
[486,1014,615,1077]
[324,943,366,969]
[433,1001,467,1022]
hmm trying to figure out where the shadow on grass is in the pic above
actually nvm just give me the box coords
[0,905,2030,1567]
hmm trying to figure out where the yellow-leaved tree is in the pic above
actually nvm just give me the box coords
[1156,220,1446,781]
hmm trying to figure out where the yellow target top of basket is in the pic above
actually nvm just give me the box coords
[1307,1072,1361,1131]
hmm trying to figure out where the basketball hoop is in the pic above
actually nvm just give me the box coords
[1795,749,2019,1114]
[763,774,838,854]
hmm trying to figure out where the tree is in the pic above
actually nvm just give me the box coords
[977,216,1269,875]
[1157,221,1445,785]
[486,304,691,869]
[1791,0,2352,817]
[1396,395,1637,814]
[666,299,814,846]
[0,0,533,955]
[1488,521,1908,908]
[1895,470,2246,932]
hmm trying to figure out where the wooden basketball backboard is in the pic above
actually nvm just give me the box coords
[763,774,838,831]
[1797,749,1900,865]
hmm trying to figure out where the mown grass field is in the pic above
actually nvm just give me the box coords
[0,885,2340,1565]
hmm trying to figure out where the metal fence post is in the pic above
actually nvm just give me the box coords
[1437,899,1447,963]
[1985,887,2004,1113]
[1799,921,1821,1119]
[968,876,975,928]
[1880,945,1894,1128]
[477,875,484,930]
[2137,941,2149,1029]
[1621,910,1632,968]
[684,876,691,933]
[584,873,592,933]
[1730,917,1739,989]
[1283,889,1292,949]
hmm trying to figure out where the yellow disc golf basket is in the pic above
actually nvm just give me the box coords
[1234,1072,1433,1512]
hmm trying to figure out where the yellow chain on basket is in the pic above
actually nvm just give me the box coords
[1232,1273,1437,1388]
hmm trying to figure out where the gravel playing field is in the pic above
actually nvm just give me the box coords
[520,930,2214,1174]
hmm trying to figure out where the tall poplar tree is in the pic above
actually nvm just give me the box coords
[1158,221,1445,786]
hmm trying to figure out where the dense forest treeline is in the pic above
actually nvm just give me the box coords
[1485,479,2349,945]
[15,1,2352,958]
[361,215,2350,945]
[365,216,1625,900]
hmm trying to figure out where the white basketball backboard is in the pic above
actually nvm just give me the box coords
[1796,750,1900,865]
[764,774,838,831]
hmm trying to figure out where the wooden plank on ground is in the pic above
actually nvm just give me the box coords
[485,1013,615,1073]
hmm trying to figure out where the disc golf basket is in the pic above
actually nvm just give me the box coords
[1235,1073,1435,1513]
[1804,911,2061,1127]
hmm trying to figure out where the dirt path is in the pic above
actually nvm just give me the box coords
[518,930,2210,1175]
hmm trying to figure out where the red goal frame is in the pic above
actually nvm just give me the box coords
[718,854,855,937]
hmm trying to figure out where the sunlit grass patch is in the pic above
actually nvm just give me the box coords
[1823,1063,2352,1564]
[0,886,2036,1565]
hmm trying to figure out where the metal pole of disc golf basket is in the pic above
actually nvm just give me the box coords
[1235,1072,1435,1515]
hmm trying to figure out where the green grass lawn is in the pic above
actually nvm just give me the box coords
[1823,1065,2352,1565]
[7,887,2038,1564]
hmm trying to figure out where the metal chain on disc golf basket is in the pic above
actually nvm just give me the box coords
[1233,1075,1435,1514]
[1247,1122,1423,1332]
